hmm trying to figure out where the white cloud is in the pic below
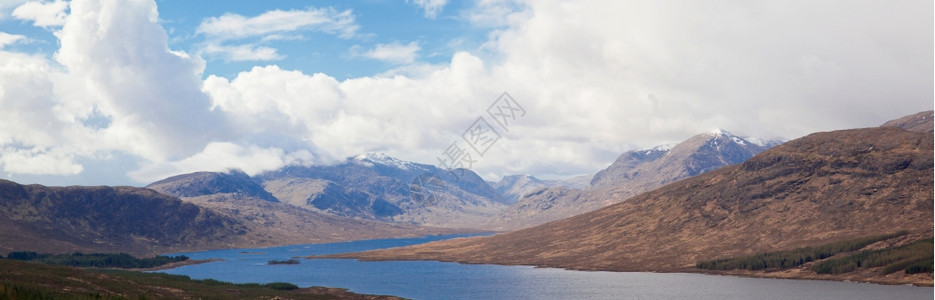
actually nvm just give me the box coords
[0,147,82,175]
[464,0,527,28]
[0,51,75,174]
[203,52,490,166]
[0,0,235,180]
[0,0,28,19]
[195,6,360,63]
[200,43,283,61]
[410,0,447,19]
[128,142,316,183]
[197,7,358,40]
[1,0,931,186]
[204,0,932,180]
[54,0,230,162]
[11,0,67,27]
[352,41,421,64]
[0,32,26,47]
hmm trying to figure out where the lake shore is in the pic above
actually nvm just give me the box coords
[131,258,224,271]
[308,254,934,287]
[698,267,933,287]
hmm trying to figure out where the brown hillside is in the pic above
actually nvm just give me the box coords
[0,181,247,255]
[167,193,474,249]
[881,110,933,133]
[328,127,933,276]
[0,179,468,256]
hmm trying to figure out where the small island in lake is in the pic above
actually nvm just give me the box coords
[268,259,300,265]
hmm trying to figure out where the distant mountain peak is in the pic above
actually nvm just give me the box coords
[351,152,414,170]
[695,129,785,149]
[744,136,785,148]
[638,143,678,154]
[705,128,733,137]
[589,129,780,189]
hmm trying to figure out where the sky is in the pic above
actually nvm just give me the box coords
[0,0,931,186]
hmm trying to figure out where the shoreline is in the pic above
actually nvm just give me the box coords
[693,268,934,287]
[306,255,934,287]
[130,258,224,271]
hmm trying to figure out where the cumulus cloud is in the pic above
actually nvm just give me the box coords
[55,0,231,162]
[409,0,447,19]
[0,0,28,19]
[129,142,316,183]
[11,0,67,27]
[218,0,928,179]
[0,50,77,176]
[203,52,491,166]
[0,0,243,181]
[351,41,421,64]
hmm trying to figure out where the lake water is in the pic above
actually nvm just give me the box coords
[159,234,933,300]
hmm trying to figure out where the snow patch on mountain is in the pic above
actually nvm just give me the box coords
[352,152,414,170]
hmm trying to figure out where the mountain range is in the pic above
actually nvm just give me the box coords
[145,129,777,231]
[482,129,782,230]
[1,173,468,256]
[250,153,508,228]
[326,114,933,286]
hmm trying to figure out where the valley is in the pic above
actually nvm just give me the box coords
[320,112,935,286]
[0,110,931,288]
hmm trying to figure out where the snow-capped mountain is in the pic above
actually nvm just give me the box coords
[590,129,777,188]
[255,153,506,228]
[352,152,416,170]
[485,129,784,230]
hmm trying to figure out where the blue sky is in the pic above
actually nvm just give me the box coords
[0,0,931,186]
[157,0,494,79]
[3,0,496,79]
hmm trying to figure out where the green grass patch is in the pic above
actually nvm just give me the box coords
[696,231,907,271]
[5,251,188,269]
[811,238,933,275]
[0,259,394,299]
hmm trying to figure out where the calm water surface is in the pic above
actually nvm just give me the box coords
[159,234,933,300]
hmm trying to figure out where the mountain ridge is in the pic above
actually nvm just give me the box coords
[882,110,933,133]
[251,153,507,228]
[0,180,247,255]
[483,129,781,230]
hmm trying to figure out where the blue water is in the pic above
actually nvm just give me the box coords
[159,234,933,300]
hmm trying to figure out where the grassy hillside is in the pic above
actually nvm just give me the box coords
[0,259,403,300]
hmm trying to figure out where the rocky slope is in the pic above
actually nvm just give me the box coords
[148,170,278,202]
[328,125,933,284]
[882,110,933,133]
[484,130,780,230]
